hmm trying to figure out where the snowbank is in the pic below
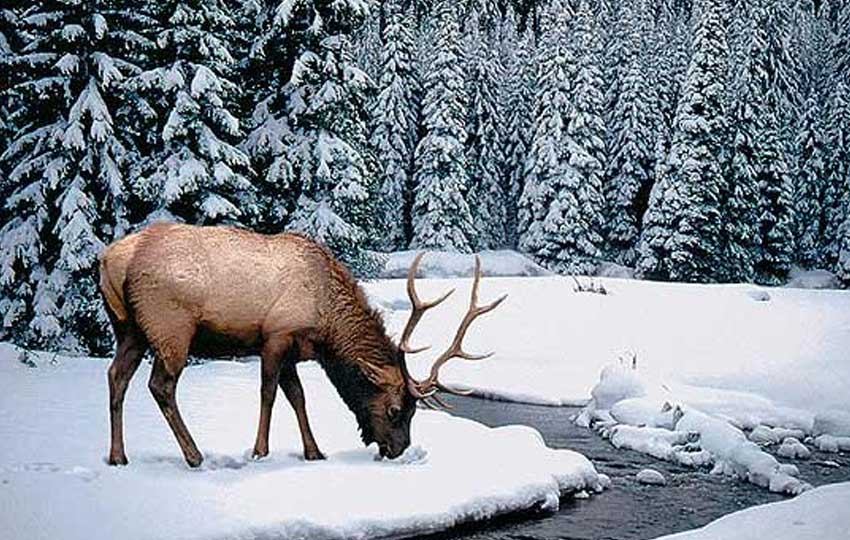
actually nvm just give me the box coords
[377,249,551,278]
[784,266,843,290]
[366,275,850,417]
[577,362,813,495]
[650,482,850,540]
[0,344,603,540]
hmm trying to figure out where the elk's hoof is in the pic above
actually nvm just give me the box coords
[186,454,204,468]
[107,453,128,466]
[304,448,326,461]
[252,447,269,460]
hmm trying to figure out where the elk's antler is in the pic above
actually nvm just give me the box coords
[399,252,454,398]
[401,254,507,403]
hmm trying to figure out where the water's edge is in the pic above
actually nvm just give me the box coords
[420,395,850,540]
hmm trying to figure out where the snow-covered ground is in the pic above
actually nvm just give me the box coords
[367,265,850,495]
[650,481,850,540]
[0,344,603,540]
[367,274,850,414]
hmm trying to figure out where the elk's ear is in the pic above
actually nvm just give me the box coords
[359,360,385,386]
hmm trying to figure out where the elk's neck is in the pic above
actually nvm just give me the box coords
[317,278,393,368]
[313,280,395,444]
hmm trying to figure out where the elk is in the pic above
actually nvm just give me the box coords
[99,222,506,467]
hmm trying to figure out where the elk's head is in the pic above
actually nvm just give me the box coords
[358,253,506,459]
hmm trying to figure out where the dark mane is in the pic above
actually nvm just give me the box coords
[313,342,377,445]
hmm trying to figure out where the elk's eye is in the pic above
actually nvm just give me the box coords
[388,405,401,421]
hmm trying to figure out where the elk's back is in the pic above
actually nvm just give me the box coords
[102,223,327,351]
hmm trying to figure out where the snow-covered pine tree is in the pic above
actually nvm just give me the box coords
[823,81,850,269]
[604,0,655,265]
[410,0,475,252]
[725,3,770,283]
[285,33,382,276]
[369,0,418,250]
[754,119,795,284]
[0,3,26,158]
[129,0,257,227]
[566,0,607,263]
[352,1,382,82]
[518,2,572,263]
[636,0,729,283]
[601,0,630,139]
[501,10,534,247]
[763,0,805,156]
[726,0,751,111]
[519,1,603,275]
[467,0,502,34]
[465,11,506,250]
[0,1,153,352]
[794,92,828,268]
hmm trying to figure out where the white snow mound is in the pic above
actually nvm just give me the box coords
[0,345,602,540]
[650,482,850,540]
[378,249,551,278]
[578,361,813,495]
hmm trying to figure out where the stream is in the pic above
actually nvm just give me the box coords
[426,395,850,540]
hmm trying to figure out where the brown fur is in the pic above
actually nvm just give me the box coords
[100,222,414,467]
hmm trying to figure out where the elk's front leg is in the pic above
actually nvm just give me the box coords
[252,335,291,459]
[279,357,325,461]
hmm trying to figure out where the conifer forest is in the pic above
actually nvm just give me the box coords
[1,0,849,353]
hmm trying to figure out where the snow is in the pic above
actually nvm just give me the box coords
[364,270,849,494]
[777,438,811,459]
[365,273,850,416]
[0,343,603,540]
[784,267,842,290]
[813,435,850,453]
[636,468,667,485]
[649,482,850,540]
[378,249,551,278]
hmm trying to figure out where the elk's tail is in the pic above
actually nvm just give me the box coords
[99,250,129,323]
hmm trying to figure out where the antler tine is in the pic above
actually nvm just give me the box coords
[398,252,455,354]
[419,256,507,392]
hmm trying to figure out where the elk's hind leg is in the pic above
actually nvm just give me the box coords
[107,322,147,466]
[279,354,325,461]
[252,334,292,459]
[148,329,203,468]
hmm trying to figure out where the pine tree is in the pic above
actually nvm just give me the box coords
[637,0,729,282]
[0,1,154,352]
[792,0,830,268]
[763,0,805,155]
[605,0,655,265]
[501,14,534,248]
[725,4,769,283]
[286,35,383,276]
[129,0,257,226]
[566,0,606,263]
[369,0,418,250]
[519,2,603,274]
[465,11,506,250]
[410,0,475,252]
[823,81,850,268]
[794,92,828,268]
[0,3,26,156]
[352,3,382,82]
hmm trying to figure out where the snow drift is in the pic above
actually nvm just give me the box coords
[650,481,850,540]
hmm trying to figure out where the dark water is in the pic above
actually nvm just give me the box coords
[425,395,850,540]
